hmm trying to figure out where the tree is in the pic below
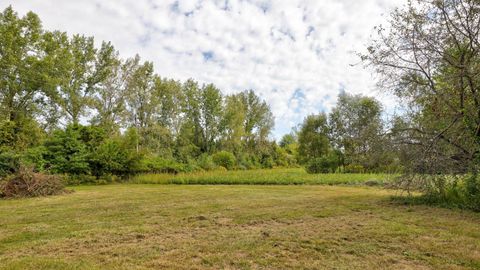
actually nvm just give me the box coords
[0,7,55,123]
[239,90,274,148]
[279,133,296,148]
[182,80,224,153]
[154,78,184,133]
[55,35,116,124]
[279,132,299,165]
[363,0,480,174]
[329,92,386,170]
[91,52,136,134]
[221,94,246,154]
[0,6,288,178]
[297,114,332,164]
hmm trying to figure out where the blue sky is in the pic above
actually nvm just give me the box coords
[1,0,403,138]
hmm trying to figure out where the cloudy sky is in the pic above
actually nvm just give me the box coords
[2,0,404,138]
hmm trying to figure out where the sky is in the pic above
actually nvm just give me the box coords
[1,0,405,139]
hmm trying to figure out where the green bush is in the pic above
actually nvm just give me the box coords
[212,151,236,170]
[0,151,20,177]
[196,154,216,171]
[394,173,480,211]
[21,146,47,172]
[140,156,190,174]
[43,126,90,175]
[306,153,341,174]
[237,154,259,170]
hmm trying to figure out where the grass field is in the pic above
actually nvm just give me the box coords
[1,185,479,269]
[129,168,396,185]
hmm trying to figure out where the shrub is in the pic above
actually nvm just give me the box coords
[237,154,259,170]
[212,151,236,170]
[305,153,342,174]
[140,156,189,174]
[0,151,20,177]
[261,155,275,169]
[393,173,480,211]
[89,139,143,177]
[0,167,70,198]
[197,154,216,171]
[43,126,90,175]
[21,146,47,172]
[306,157,331,174]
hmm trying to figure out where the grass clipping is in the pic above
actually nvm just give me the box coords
[0,168,71,198]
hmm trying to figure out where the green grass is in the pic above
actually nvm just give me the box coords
[129,168,396,185]
[1,185,479,269]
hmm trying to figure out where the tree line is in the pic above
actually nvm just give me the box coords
[0,6,292,181]
[1,6,404,182]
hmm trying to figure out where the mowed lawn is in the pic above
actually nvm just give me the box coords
[1,185,479,270]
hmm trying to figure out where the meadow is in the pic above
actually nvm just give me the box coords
[1,184,479,269]
[128,168,396,185]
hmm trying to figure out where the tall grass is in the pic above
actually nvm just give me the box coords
[128,168,396,185]
[391,173,480,211]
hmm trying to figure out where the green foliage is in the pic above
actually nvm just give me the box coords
[212,151,236,170]
[0,6,407,181]
[89,139,132,177]
[196,154,216,171]
[0,151,19,177]
[329,92,387,171]
[298,114,332,164]
[306,152,342,174]
[140,156,190,174]
[44,125,90,175]
[395,174,480,211]
[0,6,46,124]
[465,174,480,210]
[21,146,47,172]
[0,119,44,151]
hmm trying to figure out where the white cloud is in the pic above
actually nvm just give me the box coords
[1,0,404,138]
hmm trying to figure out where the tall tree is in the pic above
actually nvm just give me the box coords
[91,52,136,134]
[329,92,385,169]
[153,78,184,134]
[363,0,480,173]
[297,113,332,164]
[125,56,156,129]
[182,80,223,153]
[221,94,246,154]
[239,90,274,147]
[55,35,115,124]
[0,6,46,122]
